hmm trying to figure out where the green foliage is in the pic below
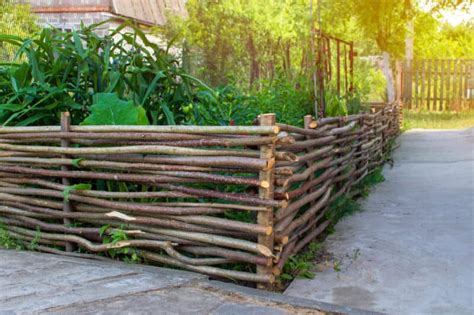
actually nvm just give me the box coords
[355,168,385,198]
[326,168,384,223]
[62,183,92,202]
[353,60,387,102]
[324,88,348,117]
[72,158,84,168]
[0,221,23,250]
[191,78,313,126]
[160,0,311,87]
[0,21,208,126]
[326,195,362,224]
[280,241,322,282]
[100,224,141,263]
[280,167,386,283]
[350,0,407,56]
[0,0,38,62]
[81,93,149,126]
[28,227,41,251]
[414,12,473,59]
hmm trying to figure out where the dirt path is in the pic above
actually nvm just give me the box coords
[285,128,474,314]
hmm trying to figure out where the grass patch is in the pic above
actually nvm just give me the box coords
[0,222,23,250]
[403,110,474,130]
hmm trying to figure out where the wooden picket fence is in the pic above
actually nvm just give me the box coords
[0,102,400,289]
[402,59,474,111]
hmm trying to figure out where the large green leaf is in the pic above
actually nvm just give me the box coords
[81,93,149,125]
[63,183,92,202]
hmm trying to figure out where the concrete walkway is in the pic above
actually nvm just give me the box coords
[285,128,474,314]
[0,249,374,315]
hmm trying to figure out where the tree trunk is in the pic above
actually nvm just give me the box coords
[247,34,260,88]
[382,51,395,103]
[403,20,414,107]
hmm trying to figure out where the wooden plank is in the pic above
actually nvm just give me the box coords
[439,60,445,111]
[462,60,469,109]
[456,60,462,111]
[420,60,425,110]
[433,60,438,111]
[452,60,460,111]
[445,59,451,111]
[459,60,464,110]
[426,60,432,111]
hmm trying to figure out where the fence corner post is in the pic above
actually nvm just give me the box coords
[60,112,74,252]
[304,115,316,206]
[257,113,276,289]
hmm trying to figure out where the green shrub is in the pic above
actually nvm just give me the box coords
[0,21,208,126]
[191,78,314,126]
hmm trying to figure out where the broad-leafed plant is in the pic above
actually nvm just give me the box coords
[0,20,209,126]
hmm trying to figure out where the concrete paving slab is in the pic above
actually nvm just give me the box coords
[285,128,474,314]
[0,249,376,314]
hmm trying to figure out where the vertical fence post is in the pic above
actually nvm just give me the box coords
[61,112,74,252]
[257,113,276,289]
[439,60,445,111]
[446,59,451,111]
[433,60,439,111]
[304,115,316,206]
[458,60,464,110]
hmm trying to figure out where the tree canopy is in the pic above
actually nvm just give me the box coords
[0,0,38,61]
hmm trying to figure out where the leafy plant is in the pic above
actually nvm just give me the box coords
[100,224,141,263]
[355,167,385,198]
[280,241,322,282]
[28,227,41,251]
[0,0,38,62]
[0,21,211,126]
[63,183,92,202]
[0,221,23,250]
[325,88,348,117]
[81,93,149,125]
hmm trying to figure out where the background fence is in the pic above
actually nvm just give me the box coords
[402,59,474,111]
[0,102,399,288]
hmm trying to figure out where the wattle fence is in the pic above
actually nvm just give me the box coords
[0,102,399,288]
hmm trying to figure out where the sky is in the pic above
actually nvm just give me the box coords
[419,1,474,26]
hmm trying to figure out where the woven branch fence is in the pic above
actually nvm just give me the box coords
[0,102,399,288]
